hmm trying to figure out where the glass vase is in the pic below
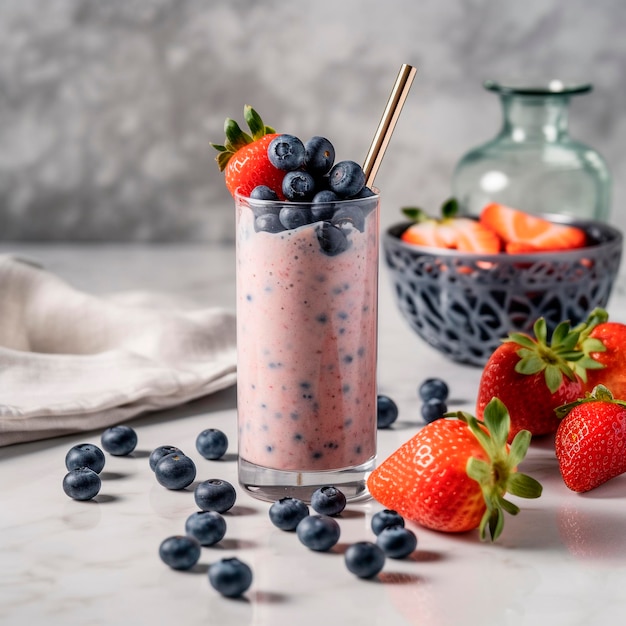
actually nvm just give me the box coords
[452,80,611,222]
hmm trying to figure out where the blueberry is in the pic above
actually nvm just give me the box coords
[344,541,385,578]
[377,395,399,429]
[419,378,449,402]
[149,445,184,472]
[185,511,227,546]
[268,134,306,171]
[154,453,196,490]
[208,557,253,597]
[250,185,279,201]
[65,443,106,474]
[304,136,335,176]
[371,509,405,536]
[279,205,313,230]
[195,428,228,460]
[255,213,286,233]
[194,478,237,513]
[316,221,349,256]
[311,197,337,222]
[351,185,376,199]
[328,160,365,197]
[310,485,347,516]
[296,514,341,552]
[331,205,365,232]
[421,397,447,423]
[62,467,102,501]
[159,535,201,570]
[269,497,310,531]
[376,525,417,559]
[282,170,316,201]
[100,425,138,456]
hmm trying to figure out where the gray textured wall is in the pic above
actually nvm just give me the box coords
[0,0,624,242]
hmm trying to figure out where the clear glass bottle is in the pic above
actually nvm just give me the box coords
[452,80,611,222]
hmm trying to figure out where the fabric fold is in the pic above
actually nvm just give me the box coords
[0,255,237,446]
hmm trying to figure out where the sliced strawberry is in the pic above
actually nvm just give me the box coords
[400,199,501,254]
[480,202,587,252]
[211,105,285,198]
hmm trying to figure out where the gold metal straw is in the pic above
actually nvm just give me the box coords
[362,63,417,188]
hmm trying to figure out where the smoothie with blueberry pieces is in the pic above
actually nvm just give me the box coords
[236,191,379,471]
[212,108,379,478]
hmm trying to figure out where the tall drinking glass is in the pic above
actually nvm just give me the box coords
[235,189,380,502]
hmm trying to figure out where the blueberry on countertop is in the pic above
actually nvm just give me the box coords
[65,443,106,474]
[377,395,399,429]
[371,509,405,536]
[421,397,447,424]
[296,514,341,552]
[100,425,137,456]
[185,511,227,546]
[376,525,418,559]
[154,453,196,490]
[159,535,201,570]
[62,467,102,501]
[269,497,310,531]
[419,377,449,402]
[194,478,237,513]
[149,445,184,472]
[344,541,385,578]
[310,485,347,516]
[195,428,228,460]
[268,134,306,171]
[208,558,253,597]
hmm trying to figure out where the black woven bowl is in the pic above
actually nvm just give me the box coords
[383,215,623,366]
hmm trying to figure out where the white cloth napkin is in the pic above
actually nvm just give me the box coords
[0,255,237,447]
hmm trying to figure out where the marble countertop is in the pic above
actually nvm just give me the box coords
[2,243,626,626]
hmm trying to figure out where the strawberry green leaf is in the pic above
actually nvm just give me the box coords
[498,496,521,516]
[467,457,491,483]
[544,364,564,394]
[224,118,253,151]
[441,197,459,219]
[401,207,428,222]
[215,151,232,172]
[515,354,546,375]
[482,397,510,450]
[505,333,537,350]
[244,105,266,141]
[533,317,548,344]
[507,472,543,499]
[551,320,571,346]
[210,143,227,152]
[508,429,531,467]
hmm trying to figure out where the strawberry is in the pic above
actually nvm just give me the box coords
[367,398,542,541]
[580,320,626,399]
[476,317,597,442]
[400,198,501,254]
[480,202,587,253]
[211,105,285,198]
[555,385,626,492]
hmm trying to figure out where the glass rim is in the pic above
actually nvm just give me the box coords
[484,79,592,97]
[234,186,380,208]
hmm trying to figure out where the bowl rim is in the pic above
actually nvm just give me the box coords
[384,213,623,261]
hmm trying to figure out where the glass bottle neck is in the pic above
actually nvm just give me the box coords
[499,94,570,143]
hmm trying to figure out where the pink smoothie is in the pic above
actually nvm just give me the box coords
[236,196,379,472]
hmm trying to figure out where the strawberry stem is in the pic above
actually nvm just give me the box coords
[454,398,543,542]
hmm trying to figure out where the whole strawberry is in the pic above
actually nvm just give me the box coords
[476,317,591,442]
[367,398,542,541]
[211,105,285,198]
[555,385,626,492]
[581,321,626,399]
